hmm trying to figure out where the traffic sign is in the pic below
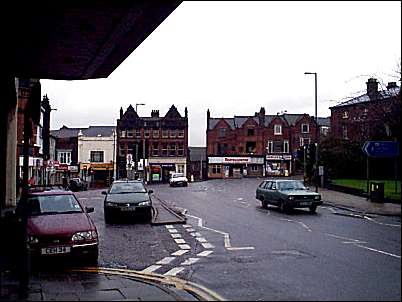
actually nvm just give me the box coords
[362,141,399,157]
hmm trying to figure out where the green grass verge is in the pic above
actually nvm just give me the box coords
[331,179,401,201]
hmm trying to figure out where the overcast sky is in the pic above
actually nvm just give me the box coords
[41,1,401,146]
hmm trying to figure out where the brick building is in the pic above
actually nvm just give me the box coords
[206,107,324,178]
[116,104,188,183]
[330,78,400,142]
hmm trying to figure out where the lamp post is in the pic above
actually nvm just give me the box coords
[112,129,116,181]
[304,72,319,193]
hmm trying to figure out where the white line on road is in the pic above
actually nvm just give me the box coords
[156,257,176,265]
[172,250,189,256]
[164,267,185,276]
[183,224,192,228]
[181,258,200,266]
[186,228,196,232]
[165,225,174,229]
[141,265,162,274]
[201,243,215,249]
[178,244,191,250]
[325,233,365,243]
[186,214,254,251]
[174,239,186,244]
[168,229,178,233]
[197,250,213,257]
[363,216,401,228]
[196,237,208,243]
[280,218,312,232]
[354,244,401,259]
[170,233,182,238]
[190,232,202,237]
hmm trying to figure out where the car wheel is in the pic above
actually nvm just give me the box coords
[279,201,288,213]
[309,204,317,214]
[260,197,268,209]
[184,182,188,187]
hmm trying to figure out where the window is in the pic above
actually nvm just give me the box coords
[120,130,126,138]
[211,165,221,174]
[152,143,159,156]
[153,130,159,138]
[247,128,255,136]
[342,125,348,139]
[177,165,184,173]
[178,129,185,138]
[169,144,176,156]
[90,151,104,163]
[274,124,282,135]
[267,141,273,153]
[246,142,256,153]
[119,144,125,157]
[135,130,141,138]
[301,124,309,133]
[162,130,168,138]
[162,144,168,156]
[251,165,259,171]
[218,128,226,138]
[178,144,184,156]
[299,137,310,146]
[127,129,134,138]
[283,140,289,153]
[169,129,176,138]
[342,111,349,119]
[58,151,71,164]
[144,129,150,138]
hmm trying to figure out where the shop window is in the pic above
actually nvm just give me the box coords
[211,165,221,174]
[90,151,104,163]
[251,165,259,171]
[120,130,126,138]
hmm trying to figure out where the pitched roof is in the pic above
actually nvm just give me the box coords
[51,126,85,138]
[51,125,115,138]
[330,86,400,109]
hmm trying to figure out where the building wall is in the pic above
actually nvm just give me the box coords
[78,136,115,164]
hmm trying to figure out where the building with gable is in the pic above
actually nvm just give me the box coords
[116,104,188,183]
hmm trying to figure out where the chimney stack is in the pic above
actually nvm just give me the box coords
[258,107,265,126]
[366,78,379,99]
[120,107,123,119]
[387,82,397,90]
[151,110,159,118]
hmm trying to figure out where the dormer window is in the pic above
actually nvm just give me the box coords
[274,124,282,135]
[301,124,309,133]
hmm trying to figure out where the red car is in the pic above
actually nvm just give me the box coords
[15,187,99,264]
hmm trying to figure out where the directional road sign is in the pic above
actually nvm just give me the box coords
[362,141,399,157]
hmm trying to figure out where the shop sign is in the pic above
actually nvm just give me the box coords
[161,164,175,168]
[209,157,265,164]
[68,165,79,172]
[266,154,292,160]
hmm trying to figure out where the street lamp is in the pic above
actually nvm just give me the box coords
[304,72,319,193]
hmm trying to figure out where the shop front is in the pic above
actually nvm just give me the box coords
[81,162,114,188]
[148,157,187,183]
[208,156,265,179]
[266,154,292,176]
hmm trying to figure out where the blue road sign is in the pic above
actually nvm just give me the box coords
[363,141,399,157]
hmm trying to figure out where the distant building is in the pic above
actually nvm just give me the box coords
[116,105,188,183]
[329,78,400,142]
[206,107,324,178]
[188,147,207,181]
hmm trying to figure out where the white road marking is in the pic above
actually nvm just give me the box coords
[354,244,401,259]
[186,228,196,232]
[174,239,186,244]
[325,233,366,243]
[183,224,192,228]
[197,250,214,257]
[156,257,176,265]
[363,216,401,228]
[178,244,191,250]
[168,229,178,233]
[164,267,185,276]
[190,232,202,237]
[280,218,312,232]
[196,237,208,243]
[227,247,255,251]
[181,258,200,266]
[186,214,254,251]
[141,265,162,274]
[165,225,174,229]
[170,233,182,238]
[201,243,215,249]
[172,250,189,256]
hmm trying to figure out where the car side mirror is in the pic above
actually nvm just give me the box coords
[148,189,153,194]
[101,191,107,195]
[85,207,94,213]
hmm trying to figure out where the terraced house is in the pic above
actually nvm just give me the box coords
[206,107,329,178]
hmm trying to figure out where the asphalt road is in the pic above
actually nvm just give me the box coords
[75,179,401,301]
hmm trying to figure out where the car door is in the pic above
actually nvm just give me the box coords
[270,181,281,205]
[261,181,272,204]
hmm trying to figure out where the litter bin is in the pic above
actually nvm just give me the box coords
[370,182,384,203]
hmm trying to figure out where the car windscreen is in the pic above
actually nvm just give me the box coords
[109,182,147,194]
[172,173,184,178]
[25,194,83,215]
[277,181,306,191]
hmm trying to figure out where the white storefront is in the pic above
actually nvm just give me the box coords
[208,156,265,178]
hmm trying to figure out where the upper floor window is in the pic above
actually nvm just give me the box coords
[90,151,104,163]
[301,124,309,133]
[300,137,310,147]
[342,111,349,119]
[152,143,159,156]
[144,129,150,138]
[58,151,71,165]
[274,124,282,135]
[218,128,226,138]
[169,129,176,138]
[342,125,348,139]
[162,130,169,138]
[267,141,273,153]
[162,144,168,156]
[126,129,134,138]
[153,130,159,138]
[119,144,125,157]
[135,130,141,138]
[283,140,289,153]
[247,128,255,136]
[178,129,185,138]
[178,144,184,156]
[120,130,126,138]
[168,143,176,156]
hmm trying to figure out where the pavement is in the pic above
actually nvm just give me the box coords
[0,182,400,301]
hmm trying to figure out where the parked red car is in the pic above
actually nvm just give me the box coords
[15,187,99,264]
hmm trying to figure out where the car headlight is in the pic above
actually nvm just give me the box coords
[138,201,151,206]
[27,235,39,244]
[72,231,97,241]
[288,196,295,200]
[314,195,321,200]
[105,201,117,207]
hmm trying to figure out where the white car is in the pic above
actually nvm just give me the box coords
[169,173,188,187]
